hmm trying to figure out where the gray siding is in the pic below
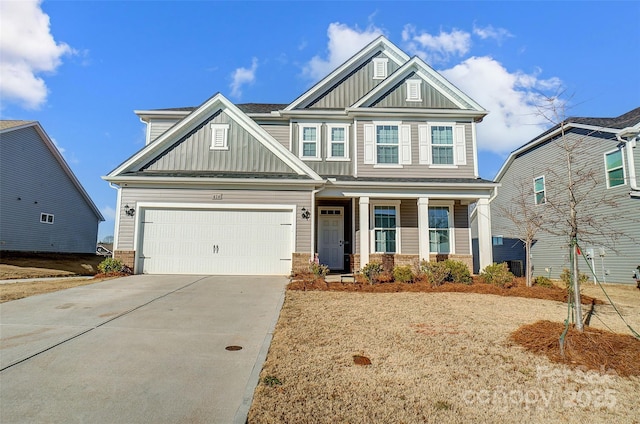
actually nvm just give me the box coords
[307,52,400,109]
[260,123,290,149]
[454,202,470,255]
[356,120,476,178]
[144,110,296,174]
[117,188,312,253]
[291,122,353,176]
[148,119,180,144]
[0,127,100,253]
[371,73,459,109]
[491,129,640,284]
[400,199,418,254]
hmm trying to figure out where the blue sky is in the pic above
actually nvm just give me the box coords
[1,1,638,241]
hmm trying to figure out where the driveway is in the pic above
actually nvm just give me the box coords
[0,275,288,424]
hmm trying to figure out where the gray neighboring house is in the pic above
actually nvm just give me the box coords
[481,107,640,284]
[104,36,498,276]
[0,121,104,254]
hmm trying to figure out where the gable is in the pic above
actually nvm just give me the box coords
[368,71,459,109]
[141,109,297,174]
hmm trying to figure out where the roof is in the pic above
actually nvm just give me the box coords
[143,103,289,115]
[569,107,640,129]
[0,120,35,130]
[326,176,496,184]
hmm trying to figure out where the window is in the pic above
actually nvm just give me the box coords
[372,58,388,79]
[406,80,422,102]
[373,204,398,253]
[298,124,320,159]
[40,213,54,224]
[431,126,454,165]
[428,206,451,253]
[210,124,229,150]
[327,124,349,159]
[492,236,503,246]
[534,176,546,205]
[376,125,399,164]
[605,149,625,188]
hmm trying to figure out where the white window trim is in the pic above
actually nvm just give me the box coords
[406,79,422,102]
[298,123,321,160]
[370,200,401,254]
[423,122,464,168]
[604,148,626,189]
[326,123,350,161]
[209,123,230,150]
[40,213,55,224]
[371,121,407,167]
[428,201,455,254]
[533,175,546,205]
[372,57,388,80]
[492,235,504,246]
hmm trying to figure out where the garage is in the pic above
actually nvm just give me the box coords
[136,207,294,275]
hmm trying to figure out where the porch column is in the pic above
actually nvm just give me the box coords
[476,198,493,271]
[417,197,430,261]
[359,197,370,268]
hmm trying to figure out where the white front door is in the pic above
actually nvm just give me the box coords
[318,207,344,270]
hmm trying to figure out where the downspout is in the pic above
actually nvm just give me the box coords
[109,182,121,256]
[616,127,639,192]
[310,187,323,261]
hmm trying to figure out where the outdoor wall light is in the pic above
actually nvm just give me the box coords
[301,207,311,220]
[124,204,136,217]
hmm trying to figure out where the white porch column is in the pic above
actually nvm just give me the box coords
[417,197,430,261]
[476,198,493,271]
[359,197,370,268]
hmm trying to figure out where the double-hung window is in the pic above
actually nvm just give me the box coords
[376,125,399,164]
[327,124,349,160]
[534,176,546,205]
[428,205,451,254]
[299,124,320,159]
[604,149,625,188]
[431,126,454,165]
[372,204,398,253]
[419,123,466,166]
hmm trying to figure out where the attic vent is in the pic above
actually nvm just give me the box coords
[210,124,230,151]
[373,58,388,80]
[406,80,422,102]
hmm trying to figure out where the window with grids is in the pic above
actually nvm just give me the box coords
[428,206,450,253]
[328,125,348,158]
[376,125,399,164]
[605,150,625,188]
[301,126,318,158]
[373,205,397,253]
[534,176,546,205]
[431,126,454,165]
[40,213,54,224]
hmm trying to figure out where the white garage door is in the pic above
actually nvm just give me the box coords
[137,208,293,275]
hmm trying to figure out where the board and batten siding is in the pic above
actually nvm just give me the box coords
[147,119,180,144]
[116,188,312,253]
[306,52,400,109]
[291,122,353,176]
[356,120,476,178]
[0,126,99,253]
[144,111,296,174]
[491,129,640,284]
[370,73,459,109]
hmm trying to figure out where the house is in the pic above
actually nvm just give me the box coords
[104,36,497,275]
[483,107,640,284]
[0,121,105,254]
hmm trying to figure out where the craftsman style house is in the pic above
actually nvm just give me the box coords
[487,107,640,284]
[104,37,497,275]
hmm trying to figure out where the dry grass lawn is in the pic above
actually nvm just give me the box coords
[0,252,103,279]
[249,287,640,423]
[0,277,110,303]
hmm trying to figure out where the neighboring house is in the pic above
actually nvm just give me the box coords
[0,121,105,254]
[480,107,640,284]
[97,244,113,256]
[104,36,497,276]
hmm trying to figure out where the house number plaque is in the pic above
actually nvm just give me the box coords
[212,193,223,200]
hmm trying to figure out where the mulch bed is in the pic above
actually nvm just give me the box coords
[288,277,602,305]
[510,320,640,377]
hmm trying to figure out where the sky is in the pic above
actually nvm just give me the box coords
[1,0,638,241]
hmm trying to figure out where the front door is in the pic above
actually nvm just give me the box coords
[318,207,344,270]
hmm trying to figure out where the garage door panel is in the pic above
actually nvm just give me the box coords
[138,208,293,275]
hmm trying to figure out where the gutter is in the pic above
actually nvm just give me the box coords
[616,127,640,194]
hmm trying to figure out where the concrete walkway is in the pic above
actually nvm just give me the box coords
[0,274,288,424]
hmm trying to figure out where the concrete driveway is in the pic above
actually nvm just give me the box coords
[0,275,288,424]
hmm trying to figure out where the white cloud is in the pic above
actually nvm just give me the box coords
[303,22,385,81]
[0,0,74,109]
[402,25,471,65]
[441,56,563,154]
[472,24,513,44]
[230,57,258,98]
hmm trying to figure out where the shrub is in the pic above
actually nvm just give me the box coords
[560,268,589,288]
[377,271,394,284]
[443,259,472,285]
[362,262,383,284]
[419,260,450,287]
[309,262,329,278]
[393,265,414,283]
[534,276,554,288]
[98,257,125,274]
[480,262,515,288]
